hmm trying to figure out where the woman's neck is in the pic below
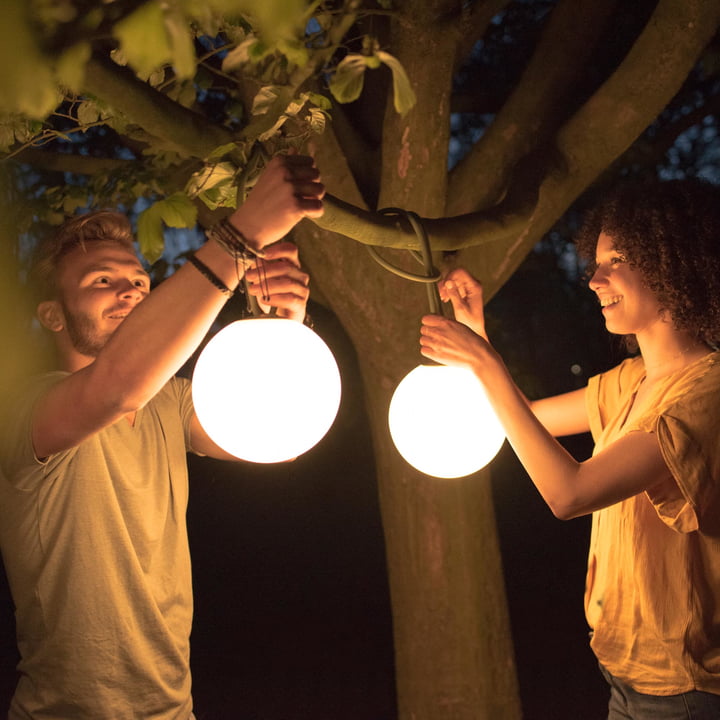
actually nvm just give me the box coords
[638,331,710,381]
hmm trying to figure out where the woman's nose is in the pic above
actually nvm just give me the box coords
[588,266,606,291]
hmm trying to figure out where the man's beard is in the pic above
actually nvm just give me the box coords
[60,302,111,358]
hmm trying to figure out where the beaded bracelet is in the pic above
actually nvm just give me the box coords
[186,254,233,298]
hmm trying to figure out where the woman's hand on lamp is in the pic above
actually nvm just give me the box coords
[439,268,488,339]
[421,268,498,372]
[420,314,494,372]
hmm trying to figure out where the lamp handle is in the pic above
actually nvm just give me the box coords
[370,208,444,316]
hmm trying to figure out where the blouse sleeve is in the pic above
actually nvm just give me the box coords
[641,362,720,536]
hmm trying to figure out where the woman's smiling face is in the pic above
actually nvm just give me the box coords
[588,232,666,337]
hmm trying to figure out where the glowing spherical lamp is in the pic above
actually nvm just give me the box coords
[192,317,342,463]
[388,364,505,478]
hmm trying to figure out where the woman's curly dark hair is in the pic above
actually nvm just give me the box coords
[574,178,720,347]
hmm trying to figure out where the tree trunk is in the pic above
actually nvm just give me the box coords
[297,153,521,719]
[363,373,521,719]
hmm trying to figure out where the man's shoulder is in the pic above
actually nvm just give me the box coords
[0,371,68,422]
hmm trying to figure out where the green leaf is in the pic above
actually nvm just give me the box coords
[277,37,309,68]
[113,0,172,79]
[328,54,368,105]
[197,184,237,211]
[0,124,15,151]
[308,107,327,135]
[137,193,198,264]
[285,93,309,118]
[207,142,239,161]
[0,2,60,119]
[258,116,288,142]
[63,193,91,215]
[187,162,236,195]
[307,92,332,111]
[137,203,166,264]
[248,39,271,62]
[164,10,197,80]
[77,100,100,126]
[377,50,417,116]
[252,86,280,116]
[186,163,237,210]
[156,192,198,228]
[56,43,91,93]
[0,114,35,150]
[222,35,255,72]
[167,80,197,108]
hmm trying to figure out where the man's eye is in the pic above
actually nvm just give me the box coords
[95,277,111,284]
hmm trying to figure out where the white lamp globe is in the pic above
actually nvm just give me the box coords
[388,364,505,478]
[192,317,342,463]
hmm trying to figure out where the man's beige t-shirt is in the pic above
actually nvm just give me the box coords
[585,351,720,695]
[0,373,196,719]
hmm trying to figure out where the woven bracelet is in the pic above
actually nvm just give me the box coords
[186,254,233,298]
[208,218,266,265]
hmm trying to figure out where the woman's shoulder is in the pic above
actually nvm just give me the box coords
[673,350,720,404]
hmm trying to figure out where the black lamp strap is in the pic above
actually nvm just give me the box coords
[368,208,443,315]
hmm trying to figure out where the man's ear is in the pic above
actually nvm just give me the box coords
[37,300,65,333]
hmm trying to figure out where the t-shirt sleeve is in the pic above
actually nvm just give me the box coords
[0,372,69,489]
[169,376,204,456]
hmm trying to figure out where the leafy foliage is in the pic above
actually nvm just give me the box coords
[0,0,414,261]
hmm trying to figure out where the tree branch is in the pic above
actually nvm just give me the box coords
[620,86,720,171]
[447,0,619,214]
[459,0,720,297]
[314,193,529,251]
[83,56,235,159]
[11,148,134,175]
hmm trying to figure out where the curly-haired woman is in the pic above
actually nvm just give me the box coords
[420,178,720,720]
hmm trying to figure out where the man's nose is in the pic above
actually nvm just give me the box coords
[118,280,144,300]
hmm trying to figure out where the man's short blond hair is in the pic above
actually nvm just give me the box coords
[30,210,136,303]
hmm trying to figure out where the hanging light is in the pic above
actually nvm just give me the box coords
[389,364,505,478]
[193,316,341,463]
[370,209,506,478]
[191,246,341,464]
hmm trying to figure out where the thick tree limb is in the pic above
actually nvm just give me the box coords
[457,0,720,298]
[11,148,133,175]
[316,193,530,251]
[447,0,619,214]
[83,57,235,159]
[619,86,720,172]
